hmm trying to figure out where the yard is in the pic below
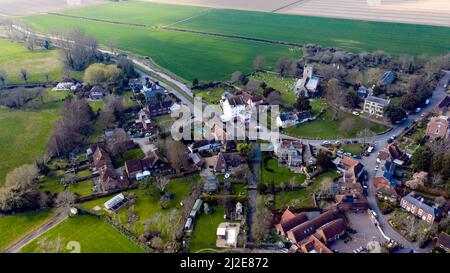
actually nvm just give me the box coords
[113,147,145,167]
[194,87,232,105]
[21,214,145,253]
[274,171,340,208]
[188,206,226,253]
[283,106,389,139]
[250,72,297,105]
[341,143,366,155]
[68,180,94,197]
[0,210,54,251]
[0,38,80,84]
[261,157,306,186]
[81,174,200,240]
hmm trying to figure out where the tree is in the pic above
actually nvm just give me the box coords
[20,69,28,83]
[253,55,266,71]
[163,139,188,173]
[345,89,360,108]
[316,151,334,171]
[55,191,76,216]
[231,71,245,84]
[251,206,272,244]
[106,128,129,158]
[84,63,122,85]
[357,128,375,144]
[0,164,39,212]
[294,95,311,112]
[155,176,170,194]
[384,105,407,123]
[59,28,98,71]
[47,97,94,157]
[117,57,137,80]
[245,79,262,92]
[412,147,433,172]
[192,78,199,87]
[265,90,283,106]
[400,93,420,112]
[325,78,346,119]
[0,69,6,89]
[98,95,126,129]
[237,143,252,160]
[317,177,334,197]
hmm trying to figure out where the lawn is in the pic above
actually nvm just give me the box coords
[0,210,54,251]
[261,157,306,186]
[0,102,61,186]
[88,100,104,112]
[251,72,297,105]
[188,206,226,253]
[0,38,79,84]
[113,147,145,167]
[81,174,200,239]
[342,143,366,155]
[283,104,389,139]
[68,180,94,197]
[274,171,340,208]
[21,214,145,253]
[194,87,231,105]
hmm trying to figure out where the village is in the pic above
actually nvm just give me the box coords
[0,24,449,255]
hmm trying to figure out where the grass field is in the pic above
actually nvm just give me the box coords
[188,206,226,252]
[0,38,81,84]
[21,1,450,82]
[0,99,61,186]
[261,157,306,186]
[283,105,389,139]
[21,214,145,253]
[274,171,340,208]
[0,210,54,251]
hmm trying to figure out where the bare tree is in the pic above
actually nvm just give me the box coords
[325,78,346,120]
[231,71,245,84]
[357,128,375,144]
[155,176,170,193]
[340,118,356,133]
[20,69,28,83]
[253,55,266,71]
[59,28,98,71]
[55,191,76,216]
[164,140,188,173]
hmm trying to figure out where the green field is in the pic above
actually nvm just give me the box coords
[0,210,54,251]
[283,106,389,139]
[0,101,61,186]
[0,38,80,84]
[261,157,306,186]
[21,214,144,253]
[189,206,226,253]
[22,1,450,82]
[274,171,340,208]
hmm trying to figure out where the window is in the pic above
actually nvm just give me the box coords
[418,209,423,215]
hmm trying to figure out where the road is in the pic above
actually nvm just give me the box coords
[4,212,68,253]
[10,26,450,251]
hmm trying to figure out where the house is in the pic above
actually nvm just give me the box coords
[286,210,344,246]
[375,183,398,203]
[377,143,409,165]
[294,65,320,97]
[239,91,264,107]
[273,140,303,168]
[92,145,129,192]
[433,96,450,116]
[136,107,156,133]
[335,193,368,212]
[142,81,165,102]
[363,95,390,118]
[53,77,76,91]
[400,193,442,224]
[274,210,309,238]
[124,150,172,180]
[128,78,143,90]
[188,153,204,168]
[203,175,219,193]
[374,170,401,189]
[209,152,241,173]
[426,116,449,140]
[89,86,108,100]
[276,112,299,129]
[315,218,346,243]
[220,94,251,122]
[357,86,368,98]
[299,235,332,253]
[216,222,240,248]
[188,140,222,153]
[147,96,174,117]
[377,71,395,87]
[435,232,450,253]
[333,156,364,183]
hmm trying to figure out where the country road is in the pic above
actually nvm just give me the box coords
[5,213,68,253]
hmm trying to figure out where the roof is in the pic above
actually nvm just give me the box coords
[278,212,309,234]
[438,96,450,108]
[306,76,319,91]
[226,95,246,106]
[279,112,298,122]
[365,95,390,106]
[217,227,226,236]
[125,159,143,173]
[437,233,450,250]
[104,193,126,210]
[426,116,449,139]
[374,170,400,188]
[316,218,346,241]
[287,210,338,243]
[378,71,395,85]
[402,194,441,217]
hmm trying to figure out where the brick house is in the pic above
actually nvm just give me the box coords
[400,193,442,224]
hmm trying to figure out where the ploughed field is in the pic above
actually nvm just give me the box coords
[21,1,450,82]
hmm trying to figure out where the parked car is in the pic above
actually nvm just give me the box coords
[352,111,360,116]
[415,107,421,113]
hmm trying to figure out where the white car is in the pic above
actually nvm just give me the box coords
[352,111,360,116]
[374,165,379,171]
[415,107,421,113]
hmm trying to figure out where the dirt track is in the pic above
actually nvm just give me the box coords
[146,0,450,27]
[0,0,106,16]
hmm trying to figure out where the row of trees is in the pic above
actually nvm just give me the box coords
[412,141,450,186]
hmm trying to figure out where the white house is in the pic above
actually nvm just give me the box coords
[363,95,390,118]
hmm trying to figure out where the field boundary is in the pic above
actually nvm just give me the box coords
[271,0,305,13]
